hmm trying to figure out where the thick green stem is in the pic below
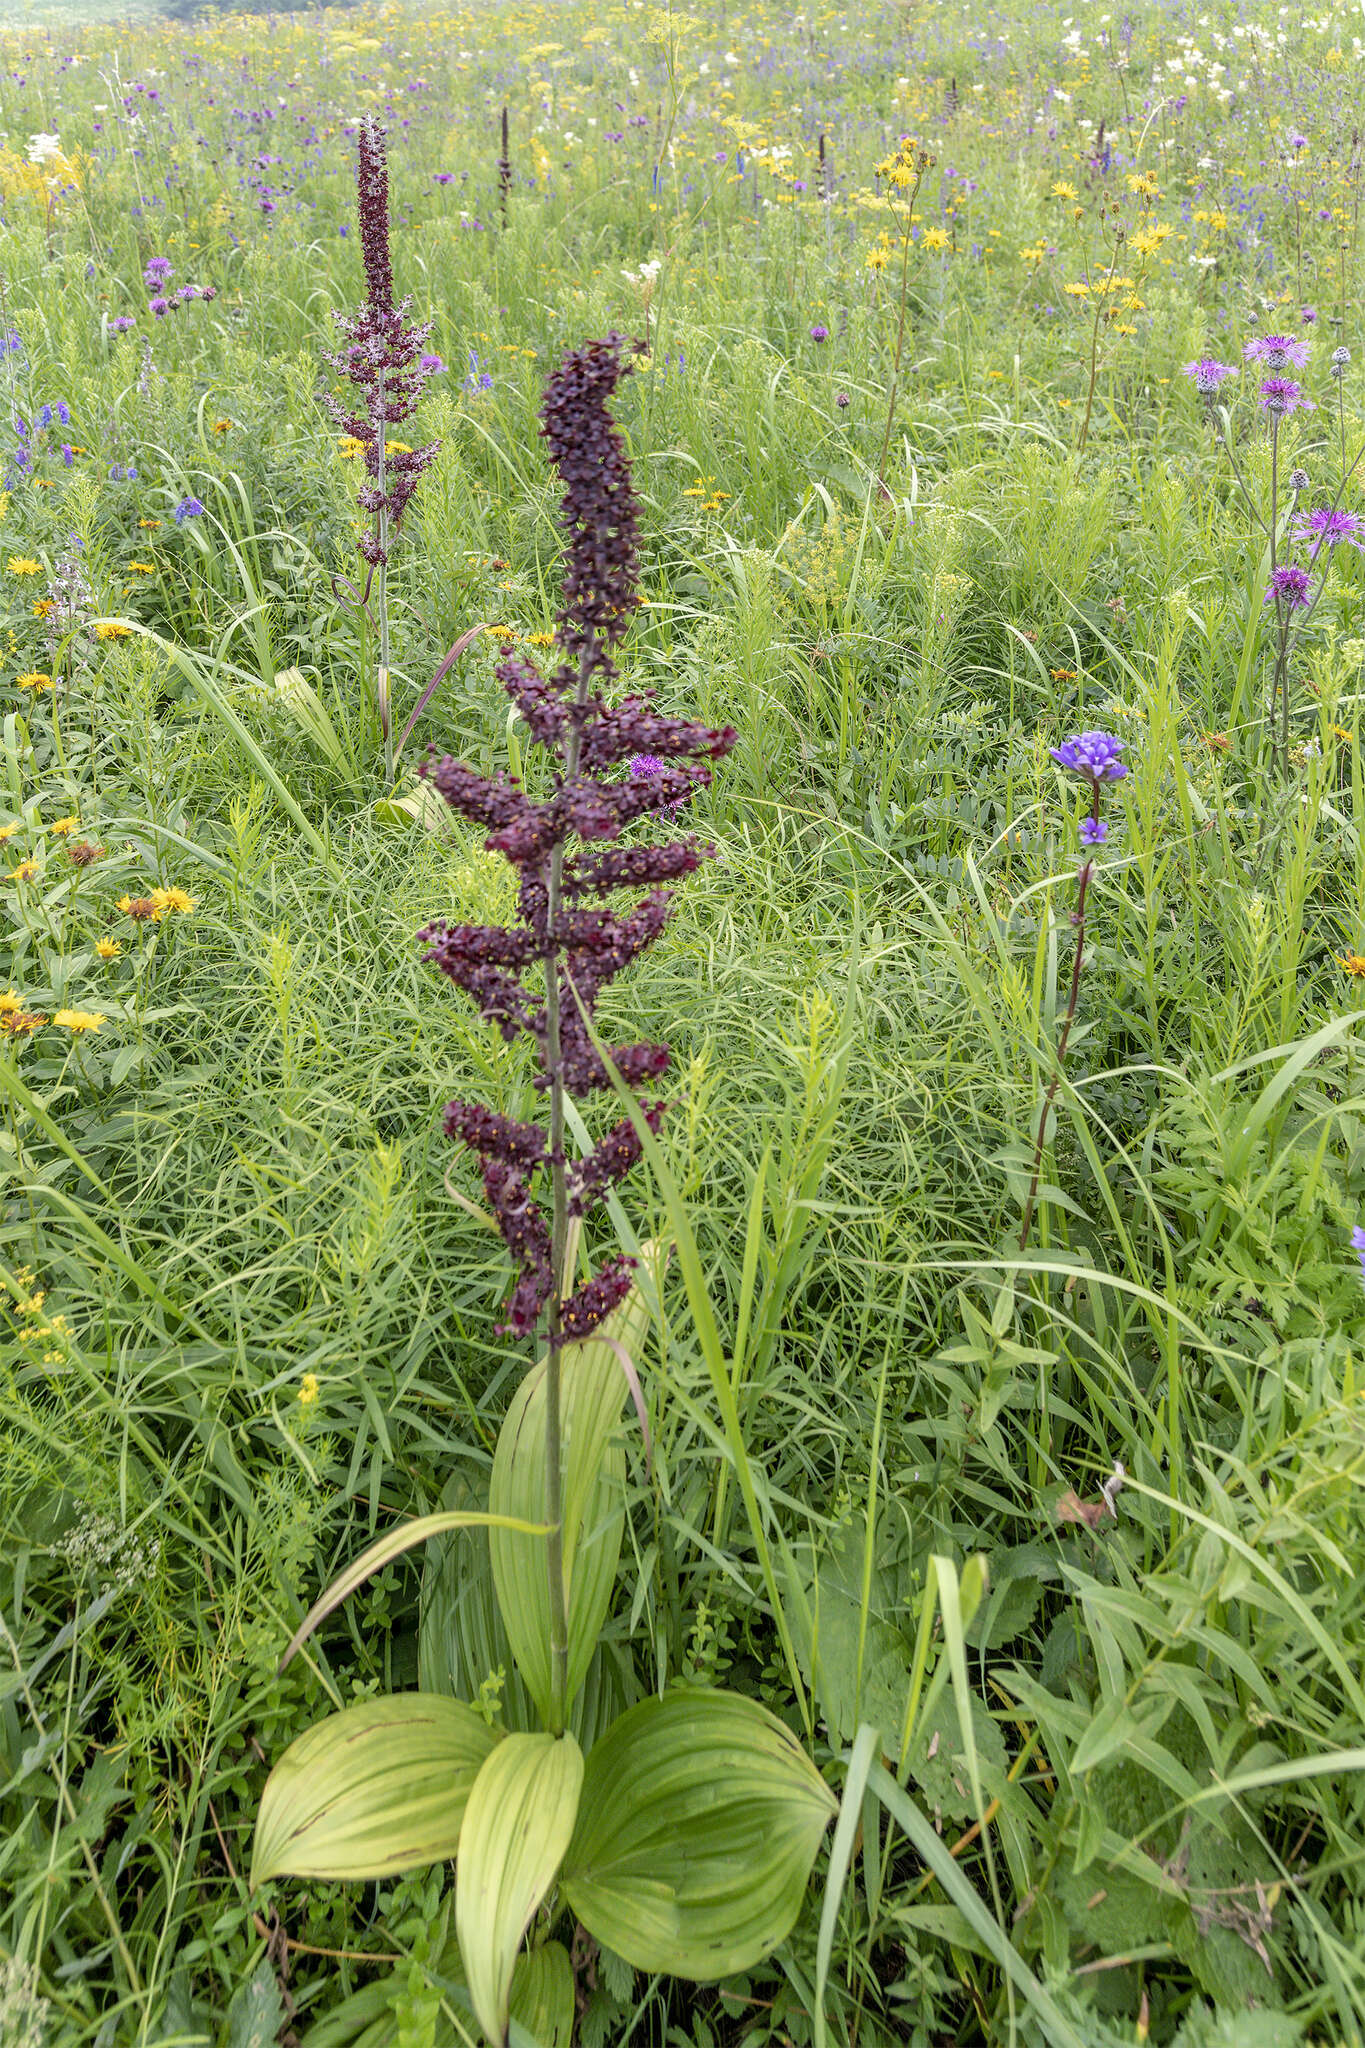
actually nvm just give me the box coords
[374,403,393,784]
[540,646,594,1735]
[1019,812,1097,1253]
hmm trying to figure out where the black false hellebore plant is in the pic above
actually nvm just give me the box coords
[251,337,836,2048]
[325,115,439,780]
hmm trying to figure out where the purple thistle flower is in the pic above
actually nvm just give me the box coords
[1258,376,1313,416]
[419,352,445,373]
[1050,731,1128,784]
[109,315,135,334]
[1291,506,1365,556]
[1265,564,1312,607]
[1182,357,1237,394]
[1244,334,1310,371]
[810,323,829,342]
[148,296,170,319]
[420,335,736,1343]
[143,255,172,286]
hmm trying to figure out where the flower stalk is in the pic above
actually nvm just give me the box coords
[1019,733,1126,1253]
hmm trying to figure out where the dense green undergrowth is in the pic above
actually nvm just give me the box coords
[1,0,1365,2041]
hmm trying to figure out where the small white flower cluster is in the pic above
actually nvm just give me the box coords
[0,1955,50,2048]
[55,1509,161,1593]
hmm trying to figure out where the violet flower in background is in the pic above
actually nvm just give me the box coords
[1265,564,1312,607]
[1182,357,1237,395]
[1292,507,1365,556]
[1258,377,1313,416]
[1352,1225,1365,1284]
[1244,334,1311,371]
[1050,731,1128,784]
[419,334,736,1344]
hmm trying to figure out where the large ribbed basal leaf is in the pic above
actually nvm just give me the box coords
[562,1689,836,1979]
[509,1943,575,2048]
[251,1696,499,1887]
[456,1732,583,2048]
[489,1249,658,1723]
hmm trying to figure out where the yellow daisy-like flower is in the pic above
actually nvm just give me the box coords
[866,246,890,272]
[93,621,133,640]
[127,561,157,574]
[53,1008,104,1032]
[921,226,950,251]
[1050,180,1078,200]
[138,518,162,530]
[1337,953,1365,977]
[95,937,121,960]
[118,894,159,921]
[7,558,41,577]
[0,826,16,844]
[9,860,37,881]
[213,418,233,434]
[298,1371,320,1405]
[523,631,556,648]
[337,435,366,459]
[0,989,20,1015]
[384,439,413,456]
[150,885,196,915]
[49,817,79,836]
[32,599,55,618]
[15,672,52,692]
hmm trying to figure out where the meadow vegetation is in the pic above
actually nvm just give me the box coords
[1,0,1365,2043]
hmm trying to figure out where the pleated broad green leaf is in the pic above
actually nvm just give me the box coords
[509,1943,575,2048]
[489,1249,659,1723]
[562,1688,836,1979]
[250,1695,499,1887]
[456,1732,584,2048]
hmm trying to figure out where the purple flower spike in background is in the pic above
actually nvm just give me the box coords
[1050,730,1128,784]
[1265,564,1312,607]
[1291,507,1365,555]
[173,496,205,524]
[1182,357,1237,394]
[1245,334,1310,371]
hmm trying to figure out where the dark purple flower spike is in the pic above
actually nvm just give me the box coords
[324,117,440,567]
[421,334,736,1346]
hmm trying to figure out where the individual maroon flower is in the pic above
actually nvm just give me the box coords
[422,335,736,1345]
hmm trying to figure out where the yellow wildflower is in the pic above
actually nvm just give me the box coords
[53,1008,104,1032]
[1050,181,1078,200]
[93,621,133,640]
[298,1372,320,1405]
[95,937,121,960]
[138,518,162,530]
[8,860,37,882]
[127,561,157,574]
[0,990,20,1014]
[15,672,52,692]
[213,418,233,433]
[337,435,366,459]
[150,885,197,915]
[7,557,41,576]
[49,816,79,835]
[921,226,950,251]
